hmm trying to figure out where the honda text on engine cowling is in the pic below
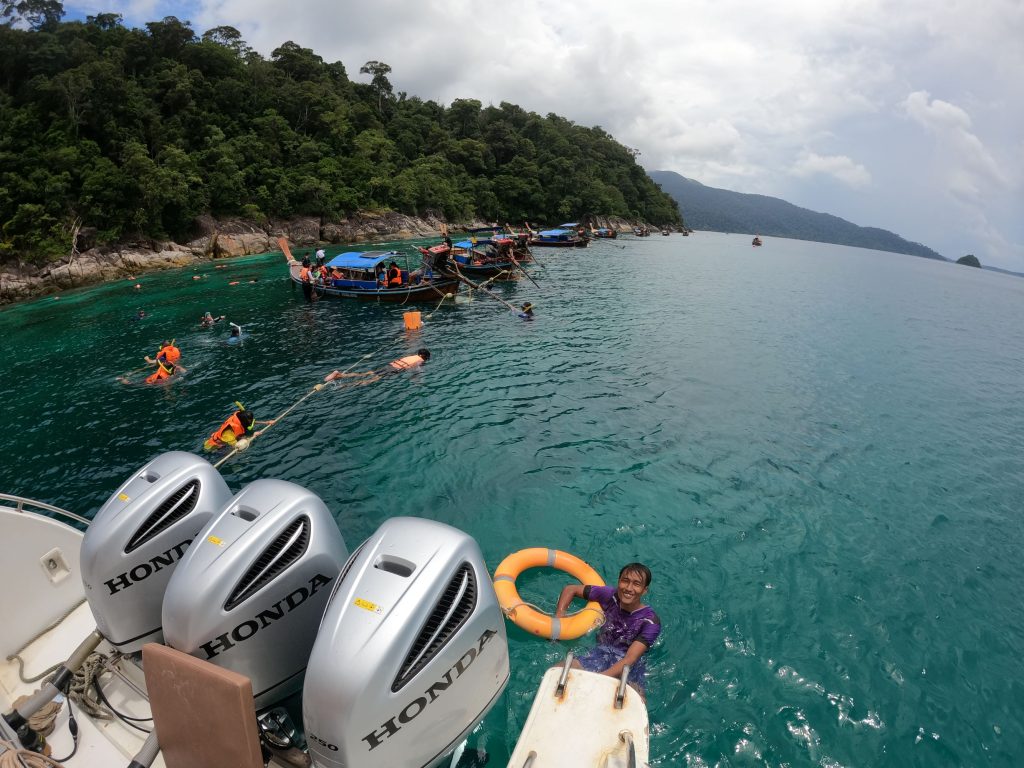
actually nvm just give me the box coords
[162,478,348,710]
[303,517,509,768]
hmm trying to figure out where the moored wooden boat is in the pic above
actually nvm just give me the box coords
[530,228,587,247]
[287,250,459,302]
[449,237,520,278]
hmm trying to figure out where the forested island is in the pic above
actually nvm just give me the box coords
[0,3,682,275]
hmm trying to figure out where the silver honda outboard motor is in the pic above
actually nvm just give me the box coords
[162,479,347,710]
[80,451,232,653]
[6,452,231,749]
[303,517,509,768]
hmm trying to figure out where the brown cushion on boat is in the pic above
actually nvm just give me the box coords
[142,643,263,768]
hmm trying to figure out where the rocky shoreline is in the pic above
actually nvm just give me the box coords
[0,212,635,306]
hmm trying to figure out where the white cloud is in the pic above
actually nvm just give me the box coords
[790,152,872,188]
[901,90,1019,263]
[62,0,1024,270]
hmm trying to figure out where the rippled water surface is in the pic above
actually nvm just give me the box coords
[2,233,1023,766]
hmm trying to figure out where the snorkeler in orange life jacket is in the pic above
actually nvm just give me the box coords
[203,402,275,451]
[323,349,430,386]
[123,340,183,385]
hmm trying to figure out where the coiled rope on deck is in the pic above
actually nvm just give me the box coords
[0,741,68,768]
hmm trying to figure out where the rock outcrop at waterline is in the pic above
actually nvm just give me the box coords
[0,213,637,306]
[0,213,638,306]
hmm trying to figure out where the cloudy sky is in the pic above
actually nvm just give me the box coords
[66,0,1024,270]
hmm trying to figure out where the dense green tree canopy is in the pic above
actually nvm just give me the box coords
[0,7,681,262]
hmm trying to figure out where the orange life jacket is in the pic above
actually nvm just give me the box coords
[209,411,255,447]
[145,360,174,384]
[389,355,422,371]
[387,267,402,287]
[299,266,312,282]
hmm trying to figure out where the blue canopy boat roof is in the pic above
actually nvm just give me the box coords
[454,238,508,249]
[325,251,398,269]
[536,229,572,238]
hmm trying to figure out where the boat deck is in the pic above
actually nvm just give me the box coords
[0,602,159,766]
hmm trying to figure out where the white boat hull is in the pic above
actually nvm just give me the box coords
[508,666,649,767]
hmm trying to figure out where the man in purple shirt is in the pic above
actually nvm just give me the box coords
[555,562,661,694]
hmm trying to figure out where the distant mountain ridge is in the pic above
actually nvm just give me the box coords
[650,171,945,261]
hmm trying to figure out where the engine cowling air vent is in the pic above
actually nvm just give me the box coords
[392,563,477,692]
[225,516,310,611]
[323,541,366,607]
[124,480,200,554]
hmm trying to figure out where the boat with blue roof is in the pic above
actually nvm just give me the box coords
[447,237,522,278]
[530,227,588,248]
[284,243,459,303]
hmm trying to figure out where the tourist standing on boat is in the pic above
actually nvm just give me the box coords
[299,257,314,302]
[324,349,430,386]
[555,563,660,695]
[387,261,403,287]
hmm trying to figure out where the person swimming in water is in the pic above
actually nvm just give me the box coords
[226,322,243,344]
[200,311,225,327]
[118,340,186,385]
[555,562,661,697]
[324,349,430,386]
[203,402,275,452]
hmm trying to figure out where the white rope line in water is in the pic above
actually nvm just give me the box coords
[213,322,421,470]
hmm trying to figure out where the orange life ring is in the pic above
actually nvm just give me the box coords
[493,548,605,640]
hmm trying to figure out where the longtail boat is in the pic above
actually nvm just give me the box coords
[286,249,459,302]
[448,237,522,278]
[530,228,588,248]
[461,225,533,260]
[590,227,618,239]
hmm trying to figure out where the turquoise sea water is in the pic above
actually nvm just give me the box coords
[1,232,1022,766]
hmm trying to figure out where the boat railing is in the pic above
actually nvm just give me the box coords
[555,651,574,697]
[0,492,91,528]
[614,664,632,708]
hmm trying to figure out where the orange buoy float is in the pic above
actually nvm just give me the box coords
[493,548,605,640]
[403,311,422,330]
